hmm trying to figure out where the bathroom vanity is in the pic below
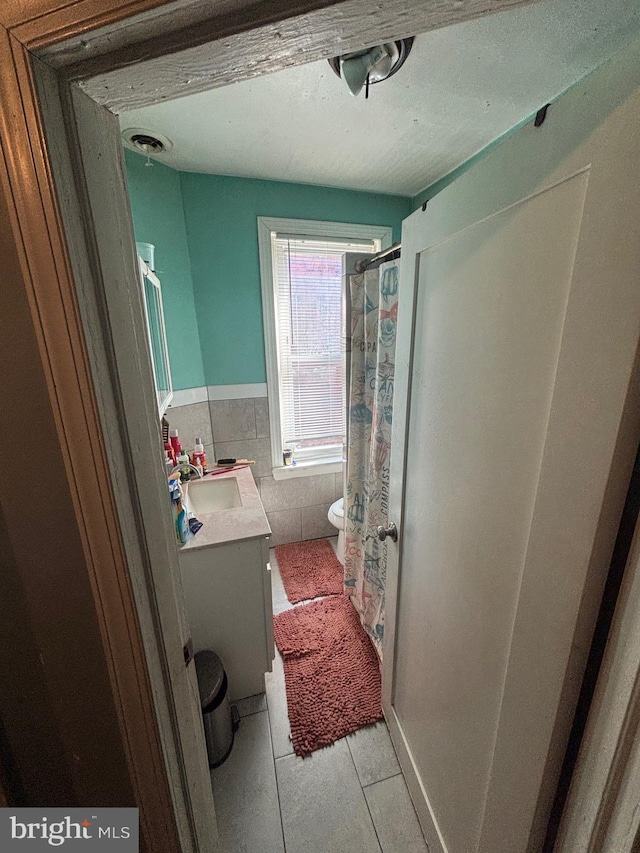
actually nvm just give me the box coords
[178,467,273,701]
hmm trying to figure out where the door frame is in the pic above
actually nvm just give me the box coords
[556,509,640,852]
[0,0,544,847]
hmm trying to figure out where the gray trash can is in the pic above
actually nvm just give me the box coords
[195,650,239,768]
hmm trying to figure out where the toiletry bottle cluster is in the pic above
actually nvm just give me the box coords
[169,476,190,545]
[161,416,207,481]
[168,475,203,545]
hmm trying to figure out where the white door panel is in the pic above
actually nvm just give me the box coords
[394,172,588,853]
[384,36,640,853]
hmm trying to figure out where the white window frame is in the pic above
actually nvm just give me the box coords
[258,216,393,479]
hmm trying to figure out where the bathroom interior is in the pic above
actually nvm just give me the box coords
[111,2,640,850]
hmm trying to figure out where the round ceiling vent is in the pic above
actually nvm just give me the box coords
[121,127,173,156]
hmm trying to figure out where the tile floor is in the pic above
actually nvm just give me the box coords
[211,540,428,853]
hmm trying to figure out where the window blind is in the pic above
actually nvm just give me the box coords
[271,234,375,458]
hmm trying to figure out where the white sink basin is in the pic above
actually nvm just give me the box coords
[184,476,242,515]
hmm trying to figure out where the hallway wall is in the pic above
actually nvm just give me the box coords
[0,180,135,808]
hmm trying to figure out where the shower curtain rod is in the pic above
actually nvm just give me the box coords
[355,242,401,272]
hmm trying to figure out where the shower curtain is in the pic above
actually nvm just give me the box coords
[344,259,399,658]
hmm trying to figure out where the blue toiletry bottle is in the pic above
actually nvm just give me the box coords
[169,477,190,545]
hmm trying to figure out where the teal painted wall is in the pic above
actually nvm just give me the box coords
[125,150,411,388]
[180,173,412,386]
[410,106,553,210]
[124,149,205,390]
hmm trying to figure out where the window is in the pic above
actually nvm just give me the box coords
[258,217,392,476]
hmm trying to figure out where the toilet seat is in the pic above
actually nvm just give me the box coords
[328,498,344,529]
[327,498,345,565]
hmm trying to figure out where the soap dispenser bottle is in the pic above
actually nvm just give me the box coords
[177,449,191,482]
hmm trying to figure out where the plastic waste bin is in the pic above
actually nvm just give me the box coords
[194,650,239,767]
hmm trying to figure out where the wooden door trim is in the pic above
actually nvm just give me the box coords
[556,505,640,851]
[1,0,169,39]
[15,0,359,68]
[590,662,640,849]
[16,0,541,112]
[3,0,538,52]
[0,24,182,851]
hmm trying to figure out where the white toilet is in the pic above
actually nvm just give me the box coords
[328,497,345,565]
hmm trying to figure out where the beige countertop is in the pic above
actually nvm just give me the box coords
[179,466,271,551]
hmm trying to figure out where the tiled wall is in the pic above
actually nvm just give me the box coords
[164,400,213,460]
[165,392,342,547]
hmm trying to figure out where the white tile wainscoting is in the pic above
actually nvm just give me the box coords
[166,385,342,546]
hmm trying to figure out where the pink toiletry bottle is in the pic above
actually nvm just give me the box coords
[192,437,207,474]
[170,428,182,458]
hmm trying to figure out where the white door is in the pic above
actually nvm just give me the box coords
[383,37,640,853]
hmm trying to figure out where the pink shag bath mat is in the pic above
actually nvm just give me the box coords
[273,595,382,756]
[275,538,343,604]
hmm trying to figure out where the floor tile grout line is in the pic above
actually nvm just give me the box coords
[360,765,385,853]
[362,770,429,848]
[234,706,267,720]
[360,770,403,790]
[274,750,299,764]
[344,728,384,852]
[345,730,395,791]
[266,701,287,852]
[345,734,361,784]
[345,724,402,840]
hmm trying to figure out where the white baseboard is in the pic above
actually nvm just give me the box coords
[167,386,208,407]
[168,384,268,408]
[385,703,447,853]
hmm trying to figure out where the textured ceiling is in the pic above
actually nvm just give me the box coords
[120,0,640,197]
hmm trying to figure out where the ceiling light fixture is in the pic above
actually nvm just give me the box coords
[328,37,414,98]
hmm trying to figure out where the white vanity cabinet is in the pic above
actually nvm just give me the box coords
[179,535,274,701]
